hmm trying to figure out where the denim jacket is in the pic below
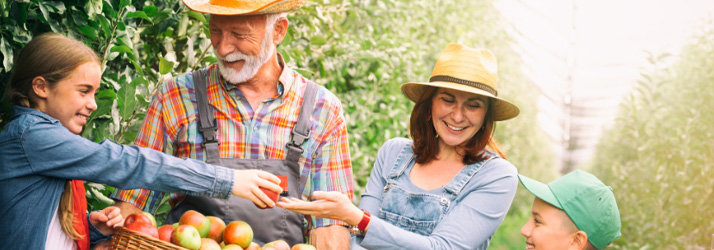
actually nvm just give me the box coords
[0,106,234,249]
[353,138,518,250]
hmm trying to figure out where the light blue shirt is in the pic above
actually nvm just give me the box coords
[0,106,234,249]
[353,138,518,249]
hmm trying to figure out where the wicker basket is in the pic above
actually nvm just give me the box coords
[112,226,188,250]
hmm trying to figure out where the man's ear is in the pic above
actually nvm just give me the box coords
[272,16,289,45]
[31,76,50,99]
[570,230,590,250]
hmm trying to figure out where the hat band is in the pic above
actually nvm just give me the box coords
[429,75,497,96]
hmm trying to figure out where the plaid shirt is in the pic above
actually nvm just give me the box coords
[111,60,353,229]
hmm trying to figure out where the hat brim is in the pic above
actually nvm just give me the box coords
[401,81,520,121]
[183,0,305,15]
[518,174,563,210]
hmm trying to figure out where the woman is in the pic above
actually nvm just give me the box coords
[278,44,520,249]
[0,33,282,250]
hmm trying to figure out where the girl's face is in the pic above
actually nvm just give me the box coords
[38,62,101,134]
[430,88,489,148]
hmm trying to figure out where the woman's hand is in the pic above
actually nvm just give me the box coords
[277,191,364,225]
[232,170,282,209]
[89,206,124,235]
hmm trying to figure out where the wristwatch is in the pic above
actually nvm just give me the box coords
[348,209,371,236]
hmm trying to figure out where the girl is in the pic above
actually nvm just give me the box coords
[0,33,282,249]
[279,44,521,249]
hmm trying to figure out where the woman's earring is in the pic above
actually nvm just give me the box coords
[426,113,431,121]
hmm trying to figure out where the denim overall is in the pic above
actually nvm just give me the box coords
[378,143,491,236]
[166,70,317,245]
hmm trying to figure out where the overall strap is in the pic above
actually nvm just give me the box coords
[285,81,318,170]
[194,70,220,159]
[387,142,416,179]
[442,152,497,195]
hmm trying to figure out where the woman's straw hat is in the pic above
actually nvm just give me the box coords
[182,0,305,15]
[401,44,520,121]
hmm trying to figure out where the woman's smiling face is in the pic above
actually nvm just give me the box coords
[430,88,489,148]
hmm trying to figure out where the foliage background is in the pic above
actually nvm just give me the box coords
[0,0,583,248]
[587,19,714,250]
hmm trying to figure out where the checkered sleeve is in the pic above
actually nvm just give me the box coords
[306,94,354,229]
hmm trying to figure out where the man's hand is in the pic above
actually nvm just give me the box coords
[309,225,350,250]
[277,191,363,225]
[232,169,282,208]
[113,200,145,218]
[89,206,124,235]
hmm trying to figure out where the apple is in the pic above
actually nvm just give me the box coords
[263,240,290,250]
[244,242,260,250]
[124,213,153,227]
[199,238,222,250]
[143,211,157,227]
[172,222,179,228]
[179,210,211,238]
[125,221,159,239]
[171,225,201,250]
[157,224,174,242]
[291,244,316,250]
[206,216,226,242]
[223,221,253,248]
[256,175,288,209]
[221,244,243,250]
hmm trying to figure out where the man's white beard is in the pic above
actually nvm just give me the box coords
[215,30,275,84]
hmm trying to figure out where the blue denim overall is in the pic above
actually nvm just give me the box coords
[378,143,490,236]
[166,70,317,245]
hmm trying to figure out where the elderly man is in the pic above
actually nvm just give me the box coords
[110,0,354,248]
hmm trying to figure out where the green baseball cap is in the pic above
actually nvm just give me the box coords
[518,170,621,249]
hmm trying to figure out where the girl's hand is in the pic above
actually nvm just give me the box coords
[89,206,124,235]
[277,191,364,225]
[232,170,282,209]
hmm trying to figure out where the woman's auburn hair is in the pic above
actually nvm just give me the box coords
[409,87,506,165]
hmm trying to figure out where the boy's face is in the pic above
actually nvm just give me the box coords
[521,198,580,250]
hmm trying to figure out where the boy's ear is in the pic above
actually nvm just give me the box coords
[570,230,590,250]
[31,76,50,98]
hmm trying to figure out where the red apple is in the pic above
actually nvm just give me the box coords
[179,210,211,238]
[256,175,287,209]
[124,213,153,227]
[171,225,201,250]
[125,221,158,239]
[244,242,260,250]
[291,243,316,250]
[263,240,290,250]
[223,221,253,248]
[206,216,226,242]
[143,211,157,227]
[199,238,222,250]
[157,224,174,242]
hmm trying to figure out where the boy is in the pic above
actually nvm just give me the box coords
[519,170,621,250]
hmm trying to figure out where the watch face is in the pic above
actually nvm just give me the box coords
[349,226,363,236]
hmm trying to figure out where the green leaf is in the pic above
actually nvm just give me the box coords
[109,45,132,54]
[159,56,175,75]
[38,3,51,22]
[187,11,207,23]
[117,84,136,121]
[0,37,13,73]
[78,25,99,40]
[45,1,66,14]
[310,35,327,46]
[70,6,88,26]
[143,5,158,17]
[84,0,103,20]
[126,11,152,23]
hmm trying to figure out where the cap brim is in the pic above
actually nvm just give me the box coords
[518,174,562,209]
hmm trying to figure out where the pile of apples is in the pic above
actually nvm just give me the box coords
[123,210,315,250]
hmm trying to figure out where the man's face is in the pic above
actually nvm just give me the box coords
[520,198,580,250]
[209,14,275,83]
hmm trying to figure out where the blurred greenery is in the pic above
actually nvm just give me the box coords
[588,18,714,250]
[0,0,558,248]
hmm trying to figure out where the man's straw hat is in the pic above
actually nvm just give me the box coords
[401,44,520,121]
[182,0,305,15]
